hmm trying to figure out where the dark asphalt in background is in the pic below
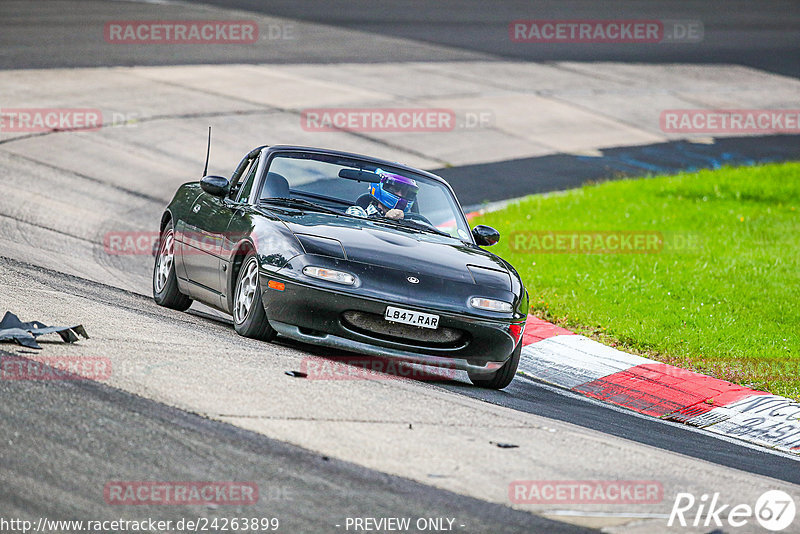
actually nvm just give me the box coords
[0,347,590,534]
[2,1,799,529]
[192,0,800,78]
[2,1,798,77]
[441,134,800,206]
[0,0,487,69]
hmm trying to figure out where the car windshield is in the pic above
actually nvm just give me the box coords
[258,152,471,240]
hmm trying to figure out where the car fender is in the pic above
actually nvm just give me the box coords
[223,217,305,313]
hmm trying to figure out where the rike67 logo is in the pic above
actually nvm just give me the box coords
[669,490,796,531]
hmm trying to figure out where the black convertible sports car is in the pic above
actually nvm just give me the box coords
[153,145,528,388]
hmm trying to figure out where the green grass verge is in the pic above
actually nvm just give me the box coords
[474,162,800,399]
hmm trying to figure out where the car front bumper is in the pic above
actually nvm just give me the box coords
[259,272,523,372]
[269,321,505,374]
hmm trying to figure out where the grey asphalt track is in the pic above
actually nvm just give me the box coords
[0,345,587,533]
[2,1,799,531]
[3,253,798,527]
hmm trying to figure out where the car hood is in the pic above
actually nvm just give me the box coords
[274,212,511,288]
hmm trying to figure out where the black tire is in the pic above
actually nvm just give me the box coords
[153,221,192,311]
[468,340,522,389]
[233,251,277,341]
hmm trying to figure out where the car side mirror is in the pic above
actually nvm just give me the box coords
[200,175,230,197]
[472,225,500,246]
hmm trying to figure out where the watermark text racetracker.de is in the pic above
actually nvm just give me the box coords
[105,230,238,256]
[104,481,258,506]
[0,108,102,132]
[509,480,663,504]
[104,20,264,44]
[300,356,458,381]
[0,108,145,133]
[508,231,701,254]
[105,231,161,256]
[1,357,111,381]
[300,108,494,132]
[510,19,703,43]
[661,109,800,134]
[106,230,293,256]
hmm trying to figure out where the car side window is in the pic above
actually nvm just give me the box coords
[236,156,260,204]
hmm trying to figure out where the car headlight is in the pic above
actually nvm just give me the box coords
[469,297,513,312]
[303,266,356,285]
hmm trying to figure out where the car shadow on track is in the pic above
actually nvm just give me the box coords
[186,305,470,386]
[275,338,470,386]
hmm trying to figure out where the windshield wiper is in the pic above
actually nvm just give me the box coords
[400,218,452,237]
[260,198,453,237]
[376,217,452,238]
[258,197,343,217]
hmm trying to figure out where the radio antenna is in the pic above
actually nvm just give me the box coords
[202,126,212,177]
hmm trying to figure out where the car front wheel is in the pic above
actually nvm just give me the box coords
[468,340,522,389]
[233,251,277,341]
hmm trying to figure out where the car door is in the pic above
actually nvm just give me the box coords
[217,152,264,302]
[181,155,260,304]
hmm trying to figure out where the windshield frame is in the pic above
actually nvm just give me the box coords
[252,146,474,244]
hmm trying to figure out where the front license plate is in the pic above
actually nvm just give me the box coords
[384,306,439,329]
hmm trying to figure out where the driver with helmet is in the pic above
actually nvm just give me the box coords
[346,169,419,220]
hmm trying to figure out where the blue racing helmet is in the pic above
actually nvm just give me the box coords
[369,169,418,213]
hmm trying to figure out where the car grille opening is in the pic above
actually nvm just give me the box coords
[341,310,467,348]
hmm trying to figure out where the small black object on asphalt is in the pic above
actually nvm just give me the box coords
[285,370,308,378]
[0,311,89,349]
[490,441,519,449]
